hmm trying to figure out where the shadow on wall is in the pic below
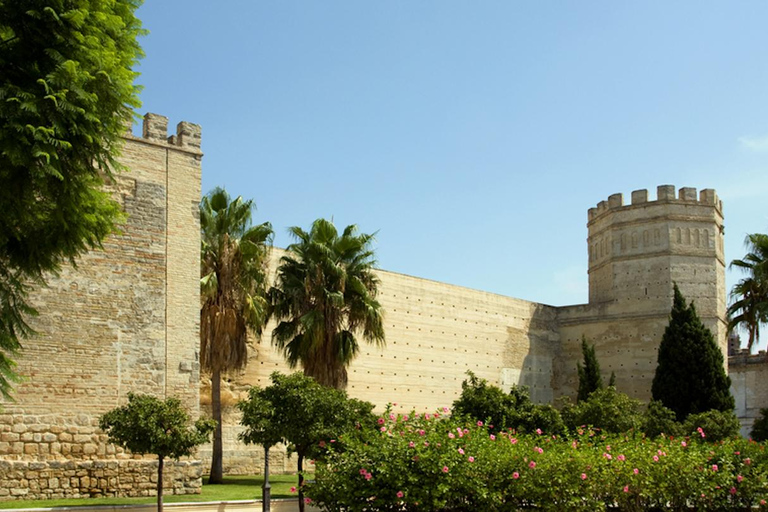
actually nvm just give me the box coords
[502,304,560,404]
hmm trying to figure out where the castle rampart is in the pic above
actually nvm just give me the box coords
[1,112,760,498]
[0,114,203,500]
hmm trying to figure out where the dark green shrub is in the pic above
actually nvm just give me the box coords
[652,284,735,421]
[642,400,683,438]
[561,386,643,434]
[751,408,768,441]
[577,336,604,402]
[683,409,741,442]
[452,371,564,435]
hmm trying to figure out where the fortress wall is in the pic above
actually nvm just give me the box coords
[556,304,671,401]
[0,114,204,500]
[730,352,768,437]
[200,256,560,475]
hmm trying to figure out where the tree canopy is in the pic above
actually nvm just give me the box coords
[651,284,734,421]
[239,372,374,512]
[268,218,385,389]
[99,393,214,512]
[728,233,768,351]
[0,0,144,400]
[451,371,564,435]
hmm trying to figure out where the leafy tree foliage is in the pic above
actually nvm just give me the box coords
[236,387,283,510]
[240,372,374,512]
[99,394,214,512]
[452,371,565,435]
[683,410,741,443]
[577,336,603,402]
[199,187,272,484]
[651,284,734,421]
[0,0,144,401]
[728,233,768,351]
[642,400,683,438]
[561,386,643,434]
[750,408,768,442]
[268,218,385,389]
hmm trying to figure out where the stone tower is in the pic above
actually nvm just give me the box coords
[586,185,727,352]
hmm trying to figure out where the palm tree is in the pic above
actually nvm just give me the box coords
[728,233,768,352]
[268,218,385,389]
[200,187,273,484]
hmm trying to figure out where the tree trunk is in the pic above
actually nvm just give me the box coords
[263,444,271,512]
[297,452,304,512]
[209,368,223,484]
[157,456,164,512]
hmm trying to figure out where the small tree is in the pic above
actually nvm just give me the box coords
[651,284,735,421]
[577,336,603,402]
[561,386,643,434]
[750,408,768,441]
[682,409,741,442]
[452,371,564,435]
[99,394,215,512]
[244,372,374,512]
[237,388,283,511]
[642,400,683,438]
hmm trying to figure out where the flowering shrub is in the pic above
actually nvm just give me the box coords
[307,410,768,511]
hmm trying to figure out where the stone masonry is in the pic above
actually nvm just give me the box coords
[200,185,744,476]
[0,113,203,500]
[1,110,764,495]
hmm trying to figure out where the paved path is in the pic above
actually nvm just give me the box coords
[5,500,320,512]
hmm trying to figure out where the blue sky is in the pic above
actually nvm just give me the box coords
[134,2,768,308]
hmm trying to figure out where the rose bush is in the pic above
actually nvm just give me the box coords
[306,410,768,511]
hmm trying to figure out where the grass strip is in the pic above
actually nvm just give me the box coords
[0,475,306,509]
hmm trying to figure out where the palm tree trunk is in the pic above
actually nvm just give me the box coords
[209,368,224,484]
[157,456,164,512]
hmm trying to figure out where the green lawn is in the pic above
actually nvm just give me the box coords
[0,475,305,509]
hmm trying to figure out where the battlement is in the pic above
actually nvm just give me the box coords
[730,349,768,367]
[588,185,722,222]
[126,112,202,152]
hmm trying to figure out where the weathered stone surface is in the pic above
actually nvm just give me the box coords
[0,113,203,500]
[0,109,753,496]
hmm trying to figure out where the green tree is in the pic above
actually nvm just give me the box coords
[243,372,374,512]
[268,218,385,389]
[641,400,683,438]
[452,371,564,435]
[682,409,740,443]
[199,187,273,484]
[561,386,643,434]
[651,284,734,421]
[750,408,768,442]
[728,233,768,352]
[99,394,215,512]
[237,387,283,511]
[0,0,144,401]
[577,336,603,402]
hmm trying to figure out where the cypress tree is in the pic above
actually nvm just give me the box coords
[577,336,603,402]
[651,284,734,421]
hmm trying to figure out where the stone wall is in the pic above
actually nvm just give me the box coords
[200,185,737,475]
[730,351,768,436]
[558,185,728,402]
[198,250,561,475]
[0,459,202,500]
[0,113,204,500]
[1,164,745,495]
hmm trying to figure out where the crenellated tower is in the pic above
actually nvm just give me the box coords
[586,185,727,352]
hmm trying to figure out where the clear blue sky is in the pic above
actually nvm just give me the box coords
[134,2,768,309]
